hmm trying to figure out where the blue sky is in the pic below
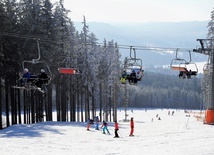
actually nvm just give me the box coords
[56,0,213,23]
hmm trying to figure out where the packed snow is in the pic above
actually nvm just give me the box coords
[0,109,213,155]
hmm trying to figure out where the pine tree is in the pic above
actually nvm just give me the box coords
[207,8,214,39]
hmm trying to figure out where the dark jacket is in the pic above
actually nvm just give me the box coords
[23,72,31,79]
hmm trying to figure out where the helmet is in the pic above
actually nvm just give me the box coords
[41,69,45,72]
[24,68,28,72]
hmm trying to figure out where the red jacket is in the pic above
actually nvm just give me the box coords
[115,122,119,130]
[130,120,134,128]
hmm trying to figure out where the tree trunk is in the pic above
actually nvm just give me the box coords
[61,76,66,122]
[5,79,10,127]
[56,75,61,121]
[99,82,102,122]
[0,78,2,129]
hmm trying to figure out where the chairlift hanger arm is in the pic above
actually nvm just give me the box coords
[175,49,179,59]
[36,39,41,61]
[129,46,136,59]
[174,49,192,62]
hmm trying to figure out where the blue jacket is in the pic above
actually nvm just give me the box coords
[23,72,31,79]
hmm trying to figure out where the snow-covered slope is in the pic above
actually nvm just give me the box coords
[0,109,213,155]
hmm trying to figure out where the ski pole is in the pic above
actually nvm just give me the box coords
[118,130,123,137]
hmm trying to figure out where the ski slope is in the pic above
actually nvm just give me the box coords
[0,109,213,155]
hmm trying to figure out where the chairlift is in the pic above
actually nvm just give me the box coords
[58,68,81,74]
[120,47,144,85]
[170,58,187,71]
[203,56,211,74]
[203,64,211,74]
[170,49,198,79]
[12,39,52,93]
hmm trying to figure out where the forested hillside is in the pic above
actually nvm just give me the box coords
[120,72,203,109]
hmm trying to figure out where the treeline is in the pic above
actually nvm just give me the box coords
[120,72,203,109]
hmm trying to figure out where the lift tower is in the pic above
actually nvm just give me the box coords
[193,39,214,124]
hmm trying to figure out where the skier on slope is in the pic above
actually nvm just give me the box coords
[100,121,110,134]
[114,120,119,138]
[129,117,134,136]
[94,116,99,130]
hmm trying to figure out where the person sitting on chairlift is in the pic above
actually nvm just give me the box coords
[20,68,31,86]
[35,69,48,88]
[186,69,192,79]
[179,71,183,79]
[130,70,137,84]
[120,70,127,84]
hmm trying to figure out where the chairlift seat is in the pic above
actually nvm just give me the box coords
[26,75,50,85]
[171,66,188,73]
[27,75,38,83]
[58,68,77,74]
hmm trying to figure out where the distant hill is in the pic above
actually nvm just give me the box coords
[74,21,209,67]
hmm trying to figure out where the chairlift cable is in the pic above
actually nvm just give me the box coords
[0,31,194,52]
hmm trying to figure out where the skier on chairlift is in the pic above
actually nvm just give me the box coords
[20,68,31,86]
[120,70,127,84]
[35,69,48,88]
[129,70,137,84]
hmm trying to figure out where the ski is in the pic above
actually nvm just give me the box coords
[11,86,25,89]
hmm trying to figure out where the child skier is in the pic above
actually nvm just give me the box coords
[100,121,110,134]
[114,120,119,138]
[94,116,99,130]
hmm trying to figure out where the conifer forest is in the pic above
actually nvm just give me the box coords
[0,0,212,130]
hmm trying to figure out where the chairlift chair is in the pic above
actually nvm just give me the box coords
[203,56,211,74]
[203,63,211,74]
[120,47,144,85]
[170,58,187,71]
[170,49,198,79]
[22,60,52,85]
[12,39,52,93]
[58,68,81,74]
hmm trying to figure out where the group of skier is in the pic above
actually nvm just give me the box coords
[120,70,138,85]
[86,116,135,138]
